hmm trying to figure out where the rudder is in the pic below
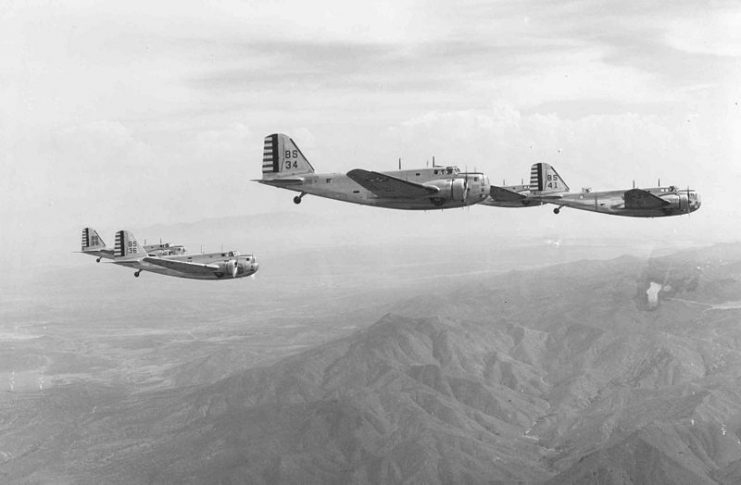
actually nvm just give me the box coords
[114,230,145,259]
[262,133,315,179]
[530,163,569,194]
[81,227,106,252]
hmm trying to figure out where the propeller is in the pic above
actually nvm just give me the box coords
[685,186,692,215]
[463,166,470,203]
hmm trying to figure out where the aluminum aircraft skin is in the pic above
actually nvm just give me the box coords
[256,133,490,210]
[109,230,259,280]
[79,227,186,262]
[483,162,701,217]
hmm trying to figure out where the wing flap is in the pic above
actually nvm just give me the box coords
[624,189,669,209]
[347,169,439,198]
[143,257,221,274]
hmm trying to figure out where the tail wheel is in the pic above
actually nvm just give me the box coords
[293,192,306,205]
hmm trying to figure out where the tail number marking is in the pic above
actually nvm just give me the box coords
[284,149,299,169]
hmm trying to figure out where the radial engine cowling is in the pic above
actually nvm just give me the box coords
[678,193,689,212]
[224,260,238,277]
[663,192,690,212]
[450,178,468,202]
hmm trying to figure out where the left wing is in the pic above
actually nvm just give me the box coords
[143,257,221,275]
[624,189,669,209]
[347,169,440,198]
[490,186,528,202]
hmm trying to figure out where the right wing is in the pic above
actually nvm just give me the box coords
[347,169,440,198]
[142,257,221,275]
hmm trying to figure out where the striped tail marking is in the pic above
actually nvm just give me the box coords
[262,134,279,174]
[530,163,543,192]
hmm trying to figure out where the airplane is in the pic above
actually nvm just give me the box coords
[483,162,701,217]
[110,230,259,280]
[80,227,187,262]
[255,133,490,210]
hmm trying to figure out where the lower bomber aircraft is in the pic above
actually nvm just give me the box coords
[107,230,259,280]
[80,227,186,262]
[483,162,701,217]
[255,133,490,209]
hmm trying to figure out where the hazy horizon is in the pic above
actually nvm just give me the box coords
[1,0,740,273]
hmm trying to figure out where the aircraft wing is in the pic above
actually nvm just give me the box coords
[624,189,669,209]
[490,186,528,201]
[142,257,221,275]
[347,169,440,198]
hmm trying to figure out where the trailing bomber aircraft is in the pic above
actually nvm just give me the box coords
[79,227,186,262]
[109,230,258,280]
[483,162,701,217]
[255,133,489,209]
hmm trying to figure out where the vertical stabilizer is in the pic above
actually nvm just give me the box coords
[81,227,106,252]
[114,230,145,259]
[530,163,569,194]
[261,133,315,179]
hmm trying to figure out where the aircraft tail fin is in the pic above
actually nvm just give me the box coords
[530,162,569,194]
[113,230,146,259]
[261,133,315,179]
[81,227,106,252]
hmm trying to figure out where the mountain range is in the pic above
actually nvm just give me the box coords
[3,243,741,484]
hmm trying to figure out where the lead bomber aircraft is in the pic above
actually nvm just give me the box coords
[80,227,186,262]
[483,162,701,217]
[110,230,259,280]
[255,133,490,209]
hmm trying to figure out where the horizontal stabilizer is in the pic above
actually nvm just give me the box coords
[255,177,305,186]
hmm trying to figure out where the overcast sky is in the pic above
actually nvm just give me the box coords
[1,0,740,270]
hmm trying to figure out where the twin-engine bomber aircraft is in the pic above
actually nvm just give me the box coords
[483,163,701,217]
[110,230,259,280]
[256,133,490,210]
[80,227,186,262]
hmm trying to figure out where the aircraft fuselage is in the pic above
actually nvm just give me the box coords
[260,167,490,210]
[118,252,259,280]
[555,187,701,217]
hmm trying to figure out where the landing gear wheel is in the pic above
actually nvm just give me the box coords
[553,207,561,214]
[134,271,141,278]
[96,257,102,263]
[293,192,306,205]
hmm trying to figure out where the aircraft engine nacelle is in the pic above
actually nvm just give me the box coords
[223,259,238,278]
[662,193,690,212]
[450,178,468,202]
[678,193,689,212]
